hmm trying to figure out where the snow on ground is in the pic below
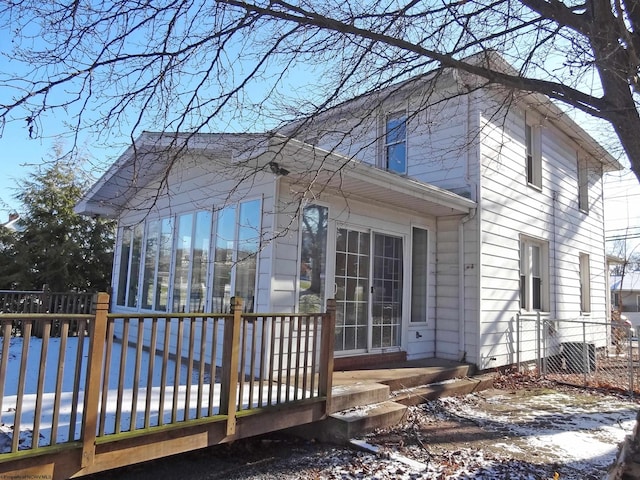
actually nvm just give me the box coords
[439,390,637,475]
[0,336,305,451]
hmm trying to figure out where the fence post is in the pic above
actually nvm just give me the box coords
[319,299,336,415]
[582,321,588,385]
[535,312,541,374]
[515,314,520,372]
[628,328,634,394]
[81,292,109,468]
[221,297,242,436]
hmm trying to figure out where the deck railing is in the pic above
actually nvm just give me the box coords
[0,288,95,337]
[0,294,335,463]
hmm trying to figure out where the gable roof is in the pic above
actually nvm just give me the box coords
[282,51,623,173]
[76,132,476,218]
[611,273,640,292]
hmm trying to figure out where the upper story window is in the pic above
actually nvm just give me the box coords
[525,117,542,189]
[385,112,407,174]
[577,156,589,213]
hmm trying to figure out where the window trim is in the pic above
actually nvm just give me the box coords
[115,223,145,309]
[579,253,591,313]
[520,236,549,312]
[114,199,262,314]
[525,114,542,190]
[410,226,429,323]
[577,155,589,213]
[297,203,330,313]
[383,111,408,175]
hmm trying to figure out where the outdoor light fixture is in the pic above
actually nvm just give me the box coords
[268,161,289,176]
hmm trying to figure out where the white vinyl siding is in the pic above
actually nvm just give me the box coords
[478,102,608,368]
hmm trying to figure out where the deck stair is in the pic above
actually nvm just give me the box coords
[298,359,494,443]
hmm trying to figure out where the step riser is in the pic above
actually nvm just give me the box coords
[314,374,494,444]
[330,383,391,413]
[321,402,407,443]
[287,365,493,445]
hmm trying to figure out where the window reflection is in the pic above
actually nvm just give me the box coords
[190,211,212,312]
[141,220,159,309]
[172,213,193,313]
[298,205,328,313]
[212,206,235,313]
[127,224,143,308]
[117,198,261,313]
[236,199,261,312]
[155,218,173,311]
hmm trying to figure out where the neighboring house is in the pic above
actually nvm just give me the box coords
[1,213,21,232]
[77,53,622,371]
[611,272,640,328]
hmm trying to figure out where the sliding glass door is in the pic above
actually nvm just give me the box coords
[334,228,403,353]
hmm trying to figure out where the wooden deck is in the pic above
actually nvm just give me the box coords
[0,294,336,480]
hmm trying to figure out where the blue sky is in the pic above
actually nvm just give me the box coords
[0,6,638,245]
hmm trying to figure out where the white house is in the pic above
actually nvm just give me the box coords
[611,272,640,328]
[77,54,622,371]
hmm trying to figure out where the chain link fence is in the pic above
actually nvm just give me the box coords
[516,313,640,395]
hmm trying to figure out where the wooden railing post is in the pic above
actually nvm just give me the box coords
[81,292,109,468]
[319,299,336,414]
[220,297,243,436]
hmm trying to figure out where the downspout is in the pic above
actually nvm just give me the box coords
[458,89,477,362]
[458,207,477,362]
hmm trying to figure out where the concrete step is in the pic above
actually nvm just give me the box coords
[391,373,495,406]
[330,382,391,414]
[379,365,471,391]
[290,360,492,445]
[320,400,408,443]
[334,364,471,392]
[314,375,494,444]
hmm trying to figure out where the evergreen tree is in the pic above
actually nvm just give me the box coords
[0,160,115,292]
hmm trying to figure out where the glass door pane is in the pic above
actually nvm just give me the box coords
[335,228,369,352]
[371,233,402,348]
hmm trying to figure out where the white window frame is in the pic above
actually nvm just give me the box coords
[296,203,330,313]
[525,114,542,189]
[383,111,408,175]
[115,223,145,309]
[410,226,429,323]
[577,155,589,213]
[520,236,549,312]
[579,253,591,313]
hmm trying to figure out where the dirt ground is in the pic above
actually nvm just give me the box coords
[86,377,639,480]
